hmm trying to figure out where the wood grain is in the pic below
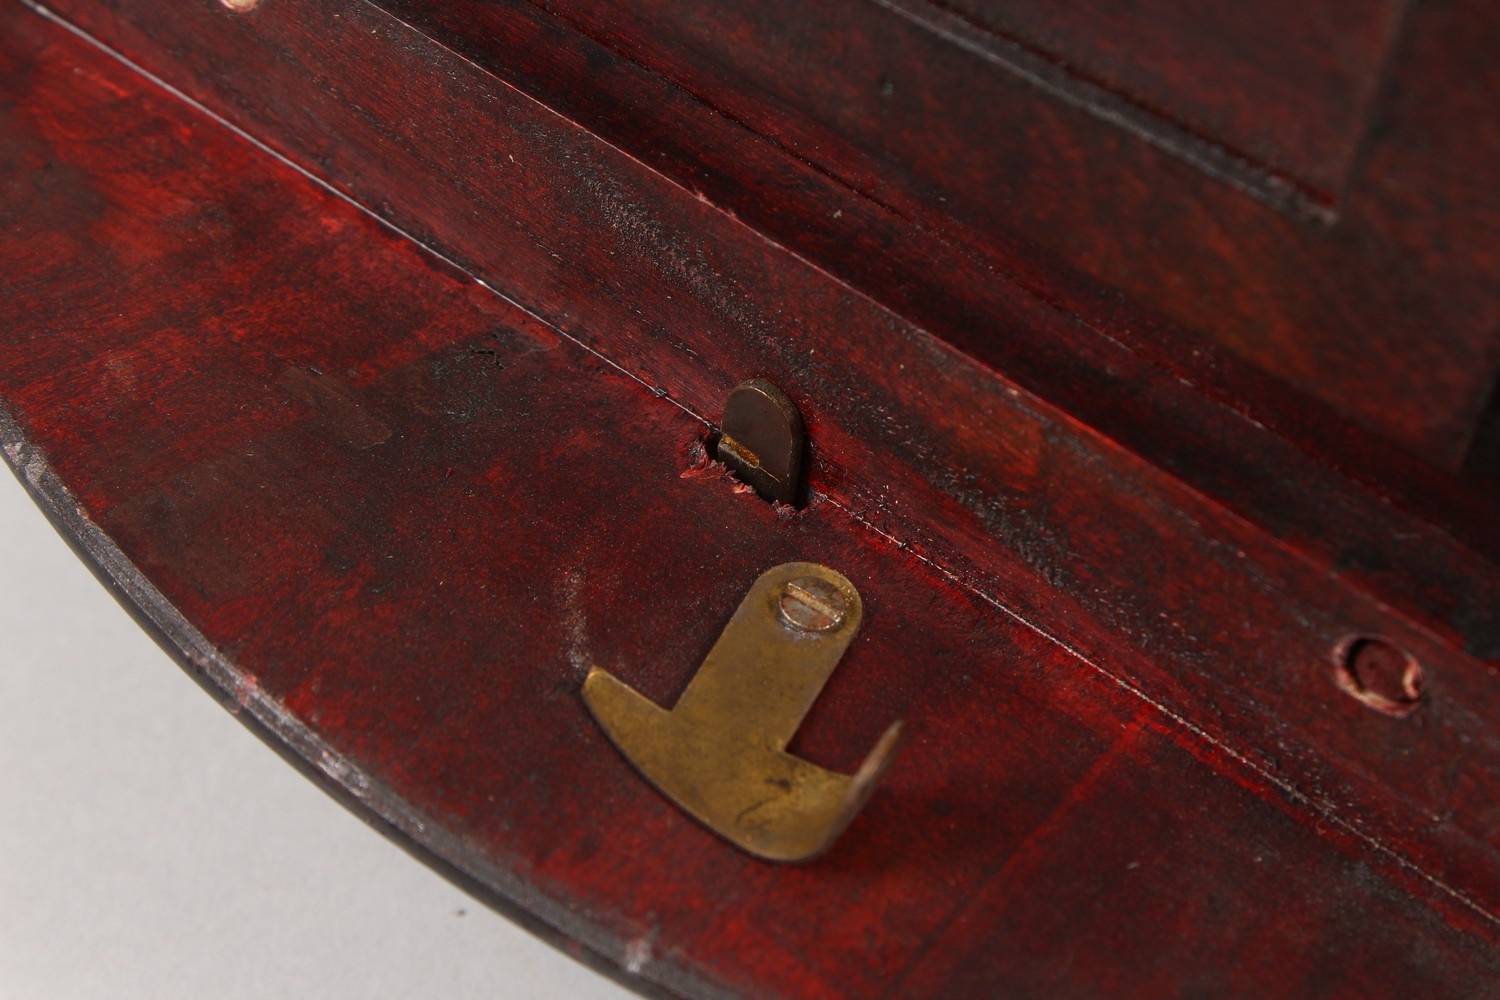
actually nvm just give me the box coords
[4,4,1500,997]
[491,0,1500,467]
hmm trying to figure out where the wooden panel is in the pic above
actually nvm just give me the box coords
[316,0,1500,562]
[480,0,1500,467]
[938,0,1404,197]
[20,0,1500,916]
[3,11,1500,996]
[33,0,1499,645]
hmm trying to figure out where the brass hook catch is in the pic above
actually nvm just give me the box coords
[582,562,904,862]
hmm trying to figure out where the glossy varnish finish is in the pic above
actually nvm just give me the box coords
[398,0,1500,469]
[39,0,1500,624]
[3,2,1500,997]
[931,0,1402,192]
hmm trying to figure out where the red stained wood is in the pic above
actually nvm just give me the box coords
[4,3,1500,998]
[472,0,1500,471]
[933,0,1404,194]
[41,0,1500,630]
[25,0,1500,814]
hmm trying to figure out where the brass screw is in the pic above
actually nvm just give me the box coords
[221,0,261,11]
[779,578,847,633]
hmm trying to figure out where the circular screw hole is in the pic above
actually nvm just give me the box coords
[1334,636,1424,716]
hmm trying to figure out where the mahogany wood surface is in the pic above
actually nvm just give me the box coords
[40,0,1500,624]
[4,2,1500,997]
[362,0,1500,536]
[420,0,1500,472]
[930,0,1400,194]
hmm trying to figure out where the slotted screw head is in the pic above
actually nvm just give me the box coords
[779,577,847,633]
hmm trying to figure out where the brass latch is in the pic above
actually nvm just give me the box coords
[714,379,805,506]
[583,563,903,861]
